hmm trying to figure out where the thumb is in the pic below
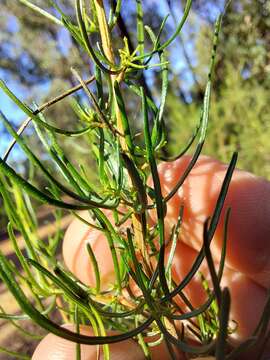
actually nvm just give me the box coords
[32,324,145,360]
[31,324,179,360]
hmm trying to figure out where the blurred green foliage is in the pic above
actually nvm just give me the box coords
[167,0,270,178]
[167,65,270,177]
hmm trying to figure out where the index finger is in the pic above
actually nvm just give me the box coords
[157,155,270,288]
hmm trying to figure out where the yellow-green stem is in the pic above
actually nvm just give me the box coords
[93,0,150,267]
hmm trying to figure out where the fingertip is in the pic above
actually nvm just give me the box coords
[215,172,270,287]
[221,273,269,345]
[32,325,145,360]
[62,211,116,289]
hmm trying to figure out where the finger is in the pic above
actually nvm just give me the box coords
[62,211,117,289]
[31,324,177,360]
[168,240,269,345]
[156,155,270,288]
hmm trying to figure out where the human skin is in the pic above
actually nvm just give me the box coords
[150,155,270,358]
[31,324,182,360]
[62,211,121,290]
[32,156,270,359]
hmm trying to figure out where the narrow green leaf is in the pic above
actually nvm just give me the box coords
[125,80,158,115]
[136,0,144,60]
[203,218,222,306]
[142,87,168,296]
[207,152,237,241]
[114,81,135,155]
[93,209,122,291]
[75,306,82,360]
[53,266,89,301]
[215,288,231,360]
[0,81,92,136]
[133,0,192,62]
[109,0,122,28]
[18,0,62,26]
[164,80,211,203]
[121,152,147,210]
[166,205,184,287]
[0,346,30,360]
[86,242,101,294]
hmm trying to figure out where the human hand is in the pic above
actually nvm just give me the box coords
[32,156,270,359]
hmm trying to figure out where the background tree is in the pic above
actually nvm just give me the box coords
[167,0,270,177]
